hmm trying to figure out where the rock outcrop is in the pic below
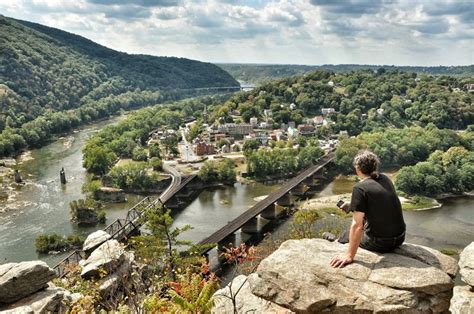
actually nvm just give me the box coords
[0,285,79,313]
[215,239,458,313]
[0,261,57,304]
[80,239,126,278]
[450,286,474,314]
[83,230,111,253]
[459,242,474,286]
[450,241,474,313]
[212,275,292,314]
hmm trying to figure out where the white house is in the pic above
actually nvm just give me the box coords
[321,108,336,115]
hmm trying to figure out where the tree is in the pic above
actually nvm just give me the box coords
[132,205,194,281]
[83,146,117,175]
[132,146,148,161]
[149,157,163,171]
[148,143,161,158]
[217,159,237,185]
[242,139,260,155]
[198,161,218,183]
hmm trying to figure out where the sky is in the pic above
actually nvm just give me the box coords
[1,0,473,66]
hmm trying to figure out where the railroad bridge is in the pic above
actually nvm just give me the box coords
[53,173,199,278]
[198,151,335,255]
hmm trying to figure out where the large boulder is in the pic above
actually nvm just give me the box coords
[0,285,68,313]
[450,285,474,314]
[0,261,57,304]
[247,239,456,313]
[212,275,292,314]
[80,239,125,279]
[98,252,134,296]
[83,230,111,252]
[459,241,474,286]
[394,243,459,278]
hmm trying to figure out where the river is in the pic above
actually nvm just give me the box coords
[0,118,472,266]
[0,117,279,265]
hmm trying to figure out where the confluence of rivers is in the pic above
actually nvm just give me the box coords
[0,117,473,265]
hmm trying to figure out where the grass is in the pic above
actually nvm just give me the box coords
[318,206,353,218]
[401,196,439,211]
[440,248,459,256]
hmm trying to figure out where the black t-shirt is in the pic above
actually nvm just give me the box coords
[350,173,406,238]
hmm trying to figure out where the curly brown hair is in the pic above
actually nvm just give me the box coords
[353,150,380,179]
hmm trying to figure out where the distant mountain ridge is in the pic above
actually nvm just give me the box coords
[219,63,474,84]
[0,14,237,118]
[0,15,238,156]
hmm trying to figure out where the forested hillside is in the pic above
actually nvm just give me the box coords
[210,70,473,133]
[0,15,238,156]
[220,63,474,84]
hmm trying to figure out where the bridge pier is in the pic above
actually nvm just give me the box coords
[217,234,237,251]
[241,216,271,234]
[303,176,318,187]
[290,183,310,196]
[260,204,285,220]
[275,193,293,207]
[164,198,184,210]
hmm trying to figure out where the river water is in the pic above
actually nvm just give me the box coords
[0,118,472,266]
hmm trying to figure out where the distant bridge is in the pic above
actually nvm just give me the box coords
[167,85,255,95]
[198,151,335,254]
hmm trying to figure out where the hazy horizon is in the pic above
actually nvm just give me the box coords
[1,0,473,66]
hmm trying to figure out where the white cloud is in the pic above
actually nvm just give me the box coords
[1,0,472,65]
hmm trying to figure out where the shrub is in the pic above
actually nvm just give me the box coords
[132,146,148,162]
[149,157,163,171]
[35,233,85,253]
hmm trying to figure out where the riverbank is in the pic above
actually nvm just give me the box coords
[301,193,441,212]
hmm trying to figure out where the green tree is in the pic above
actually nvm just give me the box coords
[132,146,148,162]
[83,146,117,175]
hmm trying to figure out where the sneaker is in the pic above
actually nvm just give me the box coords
[322,232,336,242]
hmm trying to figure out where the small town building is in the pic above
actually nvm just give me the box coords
[264,109,273,118]
[321,108,336,115]
[297,124,316,136]
[194,141,215,156]
[250,117,258,127]
[221,144,231,154]
[218,123,253,138]
[215,133,226,142]
[339,130,349,138]
[287,126,298,138]
[313,115,325,125]
[463,84,474,93]
[149,128,164,140]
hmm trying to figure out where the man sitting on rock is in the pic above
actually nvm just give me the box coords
[328,150,406,268]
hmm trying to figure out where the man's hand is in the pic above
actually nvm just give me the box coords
[330,254,353,268]
[341,202,350,213]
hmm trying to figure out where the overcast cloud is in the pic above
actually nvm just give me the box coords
[1,0,472,65]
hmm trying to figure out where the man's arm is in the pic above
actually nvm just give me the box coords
[330,211,365,268]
